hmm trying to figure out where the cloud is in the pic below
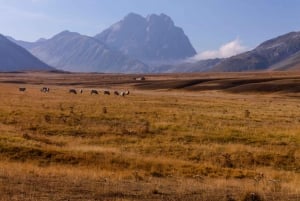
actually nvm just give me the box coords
[188,39,248,62]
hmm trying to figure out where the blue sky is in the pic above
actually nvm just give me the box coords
[1,0,300,56]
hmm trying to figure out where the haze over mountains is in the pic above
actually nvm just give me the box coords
[2,12,300,73]
[17,31,148,73]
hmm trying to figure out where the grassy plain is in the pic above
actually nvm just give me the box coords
[0,72,299,200]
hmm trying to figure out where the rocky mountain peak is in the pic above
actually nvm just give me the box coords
[147,13,174,27]
[95,13,196,65]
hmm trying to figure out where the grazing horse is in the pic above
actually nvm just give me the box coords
[134,77,145,81]
[19,87,26,92]
[104,90,110,95]
[80,89,83,94]
[69,89,77,94]
[90,89,98,95]
[41,87,50,93]
[115,91,128,96]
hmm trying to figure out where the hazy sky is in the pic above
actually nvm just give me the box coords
[1,0,300,56]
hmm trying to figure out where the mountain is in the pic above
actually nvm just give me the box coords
[23,31,148,73]
[95,13,196,65]
[212,31,300,72]
[0,34,53,72]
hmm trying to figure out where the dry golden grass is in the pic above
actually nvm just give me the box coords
[0,72,299,200]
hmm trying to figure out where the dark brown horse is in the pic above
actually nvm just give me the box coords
[19,87,26,92]
[90,89,98,95]
[104,90,110,95]
[69,89,77,94]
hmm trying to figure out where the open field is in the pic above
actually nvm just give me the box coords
[0,72,300,200]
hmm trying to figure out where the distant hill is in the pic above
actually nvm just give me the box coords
[151,58,223,73]
[20,31,148,73]
[212,31,300,72]
[95,13,196,65]
[6,36,44,50]
[0,34,53,72]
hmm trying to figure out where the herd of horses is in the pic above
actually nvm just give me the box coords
[68,88,130,96]
[19,87,130,97]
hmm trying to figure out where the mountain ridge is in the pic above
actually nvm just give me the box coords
[19,31,149,73]
[212,31,300,72]
[6,13,300,73]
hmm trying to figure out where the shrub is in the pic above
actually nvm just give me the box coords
[241,192,264,201]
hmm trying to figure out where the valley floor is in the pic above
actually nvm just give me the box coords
[0,72,299,201]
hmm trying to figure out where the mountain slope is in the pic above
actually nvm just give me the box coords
[212,31,300,72]
[151,58,223,73]
[26,31,148,73]
[0,34,53,72]
[269,51,300,71]
[95,13,196,65]
[169,58,223,73]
